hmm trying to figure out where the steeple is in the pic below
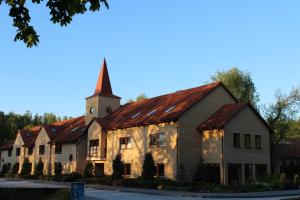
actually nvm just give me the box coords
[94,58,113,96]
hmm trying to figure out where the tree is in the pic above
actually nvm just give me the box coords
[83,162,94,178]
[263,87,300,147]
[20,158,32,176]
[54,162,62,177]
[126,93,148,103]
[1,0,109,47]
[34,159,44,177]
[142,152,156,180]
[210,67,259,106]
[12,162,20,174]
[112,154,124,180]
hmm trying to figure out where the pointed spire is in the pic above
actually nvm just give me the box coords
[94,58,113,96]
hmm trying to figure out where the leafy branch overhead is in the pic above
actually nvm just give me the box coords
[2,0,109,47]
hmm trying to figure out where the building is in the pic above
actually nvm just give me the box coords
[1,59,272,184]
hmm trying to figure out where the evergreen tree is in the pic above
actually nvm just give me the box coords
[34,159,44,177]
[54,162,62,177]
[83,162,94,178]
[142,152,156,180]
[12,163,20,174]
[20,158,32,176]
[112,154,124,180]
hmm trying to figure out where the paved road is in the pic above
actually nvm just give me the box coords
[0,179,300,200]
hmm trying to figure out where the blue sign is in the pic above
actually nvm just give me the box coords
[71,182,85,200]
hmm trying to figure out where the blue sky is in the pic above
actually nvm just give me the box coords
[1,0,300,117]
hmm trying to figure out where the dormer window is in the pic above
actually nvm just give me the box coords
[131,112,141,119]
[165,105,176,113]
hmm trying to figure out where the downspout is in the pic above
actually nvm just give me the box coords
[220,129,225,185]
[49,144,52,176]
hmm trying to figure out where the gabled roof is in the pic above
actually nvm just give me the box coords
[197,103,247,131]
[0,140,14,151]
[49,116,86,144]
[197,102,273,133]
[95,82,228,130]
[20,125,42,147]
[274,138,300,159]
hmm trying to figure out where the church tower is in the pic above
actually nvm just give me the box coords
[85,59,121,125]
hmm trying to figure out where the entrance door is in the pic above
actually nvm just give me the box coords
[228,164,242,185]
[95,163,104,177]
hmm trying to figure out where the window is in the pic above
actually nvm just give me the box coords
[123,164,131,176]
[8,149,12,157]
[150,133,166,147]
[39,145,45,155]
[255,135,262,149]
[155,164,165,177]
[255,164,268,180]
[131,112,141,119]
[245,164,253,181]
[165,105,176,113]
[244,134,251,149]
[16,148,20,156]
[55,144,62,154]
[89,140,99,157]
[28,147,33,155]
[233,133,240,148]
[119,137,132,150]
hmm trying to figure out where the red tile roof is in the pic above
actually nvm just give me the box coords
[49,116,86,144]
[197,103,247,131]
[20,125,42,147]
[275,138,300,159]
[97,82,225,130]
[0,140,14,150]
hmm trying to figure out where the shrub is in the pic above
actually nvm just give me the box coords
[1,164,8,175]
[34,160,44,177]
[12,163,19,175]
[84,162,94,178]
[142,152,156,180]
[62,172,82,182]
[54,162,62,177]
[20,158,32,176]
[112,154,124,180]
[193,157,209,182]
[279,173,286,189]
[294,174,300,189]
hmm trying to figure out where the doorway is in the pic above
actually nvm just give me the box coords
[95,163,104,177]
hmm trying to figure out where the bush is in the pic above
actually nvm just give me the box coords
[112,154,124,180]
[142,152,156,180]
[1,164,8,175]
[12,163,19,175]
[54,162,62,177]
[62,172,82,182]
[294,174,300,189]
[84,162,94,178]
[279,173,286,189]
[20,158,32,176]
[34,160,44,177]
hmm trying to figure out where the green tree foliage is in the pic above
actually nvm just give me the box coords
[20,158,32,176]
[210,67,259,106]
[126,93,148,103]
[1,0,109,47]
[84,162,94,178]
[0,111,70,146]
[263,87,300,147]
[34,159,44,177]
[142,152,156,180]
[12,162,20,174]
[112,154,124,180]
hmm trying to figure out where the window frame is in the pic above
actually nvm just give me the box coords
[16,148,21,156]
[150,133,166,148]
[55,144,62,154]
[255,135,262,149]
[233,133,241,148]
[155,163,165,177]
[119,137,132,150]
[244,134,251,149]
[39,145,45,155]
[89,139,99,157]
[123,163,131,177]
